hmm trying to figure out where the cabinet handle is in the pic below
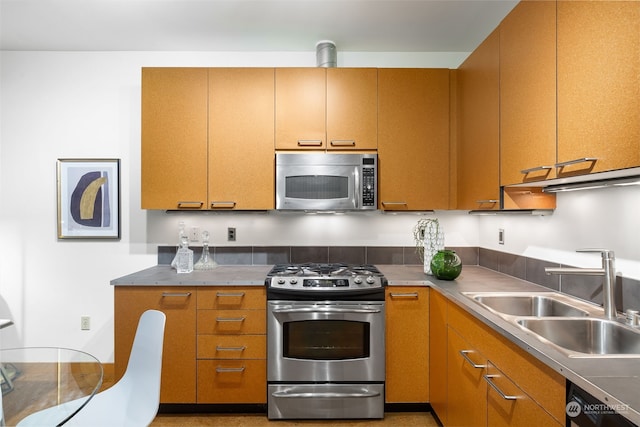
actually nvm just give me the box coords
[390,292,419,298]
[176,201,203,209]
[216,345,247,352]
[161,292,192,297]
[216,292,245,298]
[210,201,236,209]
[484,374,518,400]
[216,316,246,322]
[330,140,356,147]
[520,165,553,175]
[381,202,408,209]
[555,157,598,168]
[459,350,485,369]
[475,200,498,205]
[297,140,323,146]
[215,366,245,373]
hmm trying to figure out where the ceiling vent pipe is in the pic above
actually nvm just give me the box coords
[316,40,337,67]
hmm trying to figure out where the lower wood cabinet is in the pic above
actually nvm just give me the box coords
[114,285,266,405]
[385,286,429,403]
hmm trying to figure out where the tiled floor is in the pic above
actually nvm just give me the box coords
[150,412,438,426]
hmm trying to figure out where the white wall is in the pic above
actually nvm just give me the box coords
[0,50,639,363]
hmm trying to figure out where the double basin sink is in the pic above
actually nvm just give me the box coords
[463,292,640,358]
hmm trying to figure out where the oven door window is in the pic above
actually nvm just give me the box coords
[283,320,370,360]
[285,175,349,200]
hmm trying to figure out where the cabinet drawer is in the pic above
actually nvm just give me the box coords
[197,335,266,359]
[198,287,266,310]
[197,359,266,403]
[197,310,266,334]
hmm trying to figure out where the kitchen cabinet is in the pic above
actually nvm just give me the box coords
[114,286,197,403]
[196,287,266,404]
[141,67,275,210]
[141,68,208,210]
[499,1,557,186]
[378,68,451,210]
[385,287,429,403]
[428,289,448,425]
[275,67,377,151]
[456,29,500,210]
[557,1,640,176]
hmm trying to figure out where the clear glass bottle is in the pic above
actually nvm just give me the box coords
[170,221,186,270]
[176,234,194,274]
[194,230,218,270]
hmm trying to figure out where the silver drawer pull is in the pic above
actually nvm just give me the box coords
[381,202,407,208]
[216,366,245,373]
[297,140,323,146]
[484,374,518,400]
[216,292,246,298]
[521,165,553,174]
[272,308,380,314]
[330,140,356,147]
[555,157,598,168]
[390,292,419,298]
[476,199,498,204]
[459,350,485,369]
[272,391,380,399]
[216,316,246,322]
[161,292,192,297]
[176,201,203,209]
[210,201,236,209]
[216,346,247,352]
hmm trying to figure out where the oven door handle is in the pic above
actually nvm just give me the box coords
[271,391,381,399]
[271,308,381,314]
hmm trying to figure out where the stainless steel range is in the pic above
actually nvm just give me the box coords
[266,263,386,420]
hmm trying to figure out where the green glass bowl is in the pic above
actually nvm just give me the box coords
[430,250,462,280]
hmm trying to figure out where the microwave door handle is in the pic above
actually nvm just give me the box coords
[354,169,360,209]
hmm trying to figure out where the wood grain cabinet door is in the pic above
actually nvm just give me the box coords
[141,68,208,210]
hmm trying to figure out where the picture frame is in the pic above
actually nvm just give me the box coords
[57,158,121,239]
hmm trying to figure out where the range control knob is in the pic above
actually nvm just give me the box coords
[366,276,376,284]
[289,278,298,285]
[353,276,363,285]
[277,278,286,284]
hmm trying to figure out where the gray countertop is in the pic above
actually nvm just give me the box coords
[112,263,640,424]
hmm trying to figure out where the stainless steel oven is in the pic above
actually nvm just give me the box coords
[266,263,386,420]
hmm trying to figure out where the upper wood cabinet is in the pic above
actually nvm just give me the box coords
[557,0,640,176]
[141,68,275,210]
[456,29,500,210]
[378,68,451,210]
[141,68,209,210]
[500,1,557,186]
[275,67,377,151]
[208,68,275,210]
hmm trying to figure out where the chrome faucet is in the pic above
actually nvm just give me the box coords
[545,249,617,320]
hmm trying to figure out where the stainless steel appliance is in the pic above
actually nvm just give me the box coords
[266,263,386,419]
[275,153,377,211]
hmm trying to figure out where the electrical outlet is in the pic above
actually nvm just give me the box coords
[81,316,91,331]
[189,227,200,242]
[498,228,505,245]
[228,227,236,242]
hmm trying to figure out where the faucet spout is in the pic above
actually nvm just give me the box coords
[544,249,617,320]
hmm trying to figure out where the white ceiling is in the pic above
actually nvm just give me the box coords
[0,0,518,53]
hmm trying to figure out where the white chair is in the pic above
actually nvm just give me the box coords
[18,310,166,427]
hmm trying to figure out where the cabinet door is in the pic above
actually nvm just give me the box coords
[447,327,487,427]
[326,68,378,150]
[141,68,208,210]
[114,286,196,403]
[429,289,448,424]
[486,362,562,427]
[378,68,451,210]
[275,68,326,149]
[385,287,429,403]
[500,1,557,186]
[209,68,275,210]
[557,1,640,175]
[457,29,500,210]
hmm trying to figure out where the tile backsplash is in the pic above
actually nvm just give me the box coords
[157,245,640,313]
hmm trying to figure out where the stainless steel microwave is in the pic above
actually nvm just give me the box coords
[275,153,377,211]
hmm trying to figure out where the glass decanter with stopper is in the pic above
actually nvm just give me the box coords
[194,230,218,270]
[170,221,186,270]
[176,234,194,274]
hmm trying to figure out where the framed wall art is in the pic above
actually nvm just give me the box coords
[57,158,121,239]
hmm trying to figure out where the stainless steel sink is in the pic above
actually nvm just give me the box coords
[464,292,590,318]
[517,318,640,358]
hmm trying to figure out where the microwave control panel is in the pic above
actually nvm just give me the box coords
[362,167,376,207]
